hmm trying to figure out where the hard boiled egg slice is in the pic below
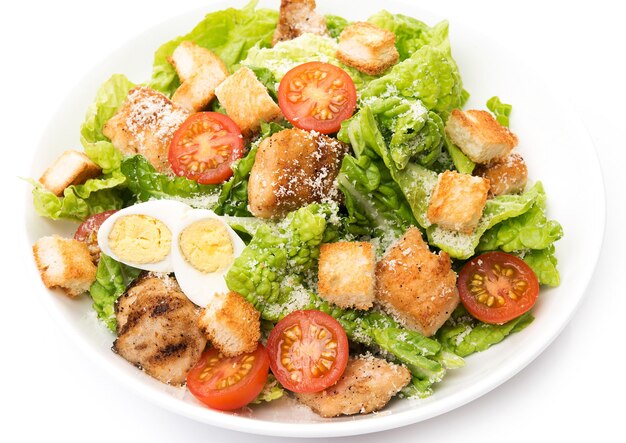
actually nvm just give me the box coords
[171,209,246,307]
[97,200,191,272]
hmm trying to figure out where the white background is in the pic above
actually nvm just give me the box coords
[2,0,624,441]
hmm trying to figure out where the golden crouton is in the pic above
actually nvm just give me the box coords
[376,227,459,337]
[427,170,490,234]
[336,22,399,75]
[32,235,97,298]
[103,87,189,173]
[474,152,528,196]
[295,356,411,417]
[273,0,328,46]
[214,67,282,136]
[168,41,229,112]
[445,109,518,163]
[38,150,102,196]
[318,242,375,310]
[198,292,260,357]
[248,128,348,218]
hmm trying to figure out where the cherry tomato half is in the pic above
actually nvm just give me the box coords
[458,252,540,324]
[186,345,269,411]
[278,62,357,134]
[168,112,244,184]
[74,209,118,262]
[267,310,349,393]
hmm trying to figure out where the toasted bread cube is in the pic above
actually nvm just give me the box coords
[445,109,518,163]
[318,242,375,310]
[32,236,97,297]
[103,87,189,173]
[214,67,282,136]
[427,170,490,234]
[273,0,328,46]
[295,356,411,417]
[376,227,459,337]
[336,22,399,76]
[38,150,102,196]
[474,152,528,196]
[248,128,348,218]
[168,41,229,112]
[198,292,260,357]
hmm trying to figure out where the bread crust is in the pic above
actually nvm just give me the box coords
[336,22,399,75]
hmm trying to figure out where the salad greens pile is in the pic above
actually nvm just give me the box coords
[29,0,563,401]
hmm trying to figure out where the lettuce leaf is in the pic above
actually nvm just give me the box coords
[250,375,284,404]
[360,34,465,113]
[325,14,350,38]
[437,306,534,357]
[120,155,219,203]
[80,74,135,173]
[367,11,450,60]
[243,33,372,90]
[29,171,127,221]
[149,0,278,96]
[89,254,141,332]
[487,96,513,127]
[521,246,560,286]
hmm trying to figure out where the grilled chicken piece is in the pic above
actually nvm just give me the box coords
[103,87,189,173]
[272,0,329,46]
[296,356,411,417]
[113,275,206,385]
[376,227,459,337]
[247,128,348,218]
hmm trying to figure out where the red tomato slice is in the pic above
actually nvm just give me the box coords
[74,209,118,262]
[186,345,269,411]
[168,112,244,184]
[458,252,540,324]
[278,62,357,134]
[267,310,349,393]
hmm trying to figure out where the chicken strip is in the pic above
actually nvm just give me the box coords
[248,128,348,218]
[273,0,328,46]
[376,227,459,337]
[296,356,411,417]
[113,275,206,385]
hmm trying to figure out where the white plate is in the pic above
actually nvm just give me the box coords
[23,0,605,437]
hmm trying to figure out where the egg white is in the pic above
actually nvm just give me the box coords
[97,200,191,272]
[170,208,246,307]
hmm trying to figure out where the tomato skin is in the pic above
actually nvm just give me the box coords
[74,210,118,262]
[267,310,349,393]
[186,345,269,411]
[168,112,244,185]
[278,62,357,134]
[458,252,540,324]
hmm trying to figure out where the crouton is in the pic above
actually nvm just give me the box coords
[376,227,459,337]
[248,128,348,218]
[295,355,411,417]
[103,87,189,173]
[198,292,260,357]
[214,67,282,136]
[32,235,97,297]
[318,242,375,310]
[445,109,518,163]
[168,41,229,112]
[38,150,102,196]
[336,22,399,75]
[474,152,528,196]
[427,170,490,234]
[273,0,328,46]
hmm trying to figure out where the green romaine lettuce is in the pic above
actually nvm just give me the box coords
[367,11,450,60]
[89,254,141,332]
[487,96,513,127]
[325,14,350,38]
[242,33,372,90]
[29,171,127,221]
[80,74,135,173]
[120,155,218,203]
[149,0,278,96]
[521,246,560,286]
[250,375,284,404]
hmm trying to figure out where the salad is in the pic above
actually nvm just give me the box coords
[29,0,563,417]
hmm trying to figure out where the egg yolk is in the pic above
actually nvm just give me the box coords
[108,215,172,264]
[179,219,234,273]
